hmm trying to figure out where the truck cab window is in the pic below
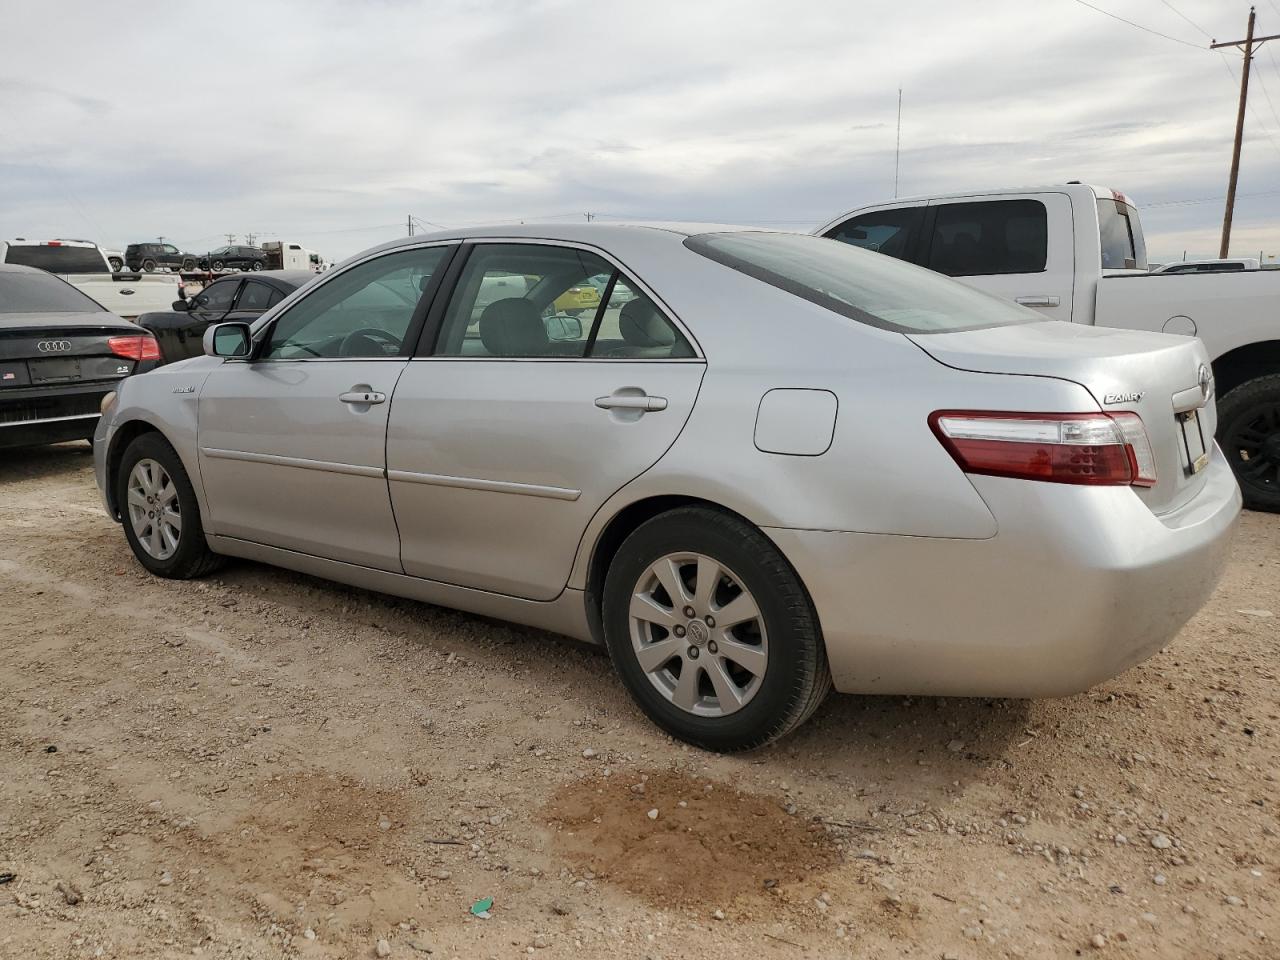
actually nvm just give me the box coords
[1097,198,1148,271]
[824,207,924,262]
[926,200,1048,277]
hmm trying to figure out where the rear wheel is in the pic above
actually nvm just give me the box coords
[108,257,123,272]
[211,259,224,272]
[180,258,196,272]
[251,261,264,271]
[1218,374,1280,512]
[117,433,224,578]
[602,507,830,751]
[141,258,156,272]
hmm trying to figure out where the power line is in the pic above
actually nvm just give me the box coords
[1068,0,1207,49]
[1157,0,1213,40]
[1144,187,1280,207]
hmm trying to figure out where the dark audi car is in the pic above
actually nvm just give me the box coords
[0,264,159,448]
[136,270,312,365]
[198,244,268,272]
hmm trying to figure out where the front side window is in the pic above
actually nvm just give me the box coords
[926,200,1048,277]
[192,279,240,314]
[689,231,1034,334]
[263,246,446,359]
[435,244,691,359]
[163,245,179,256]
[825,206,925,262]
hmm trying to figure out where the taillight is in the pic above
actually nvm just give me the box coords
[930,411,1157,487]
[108,335,161,362]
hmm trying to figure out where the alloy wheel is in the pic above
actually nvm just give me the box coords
[126,458,182,560]
[1224,401,1280,497]
[628,552,768,717]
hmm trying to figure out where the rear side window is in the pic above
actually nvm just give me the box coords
[0,271,106,313]
[687,231,1034,334]
[3,244,105,274]
[1097,198,1148,271]
[192,279,240,313]
[236,280,276,311]
[824,207,924,262]
[926,200,1047,277]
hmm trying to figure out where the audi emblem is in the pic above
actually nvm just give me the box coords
[36,339,72,353]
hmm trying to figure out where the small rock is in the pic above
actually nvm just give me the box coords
[1150,833,1172,850]
[581,748,597,759]
[630,783,646,795]
[1091,933,1107,949]
[433,870,452,880]
[1236,609,1273,618]
[158,871,173,886]
[1153,874,1167,886]
[532,934,549,949]
[55,879,81,905]
[647,808,659,820]
[1114,834,1128,845]
[712,908,725,920]
[376,938,392,957]
[963,924,983,940]
[304,928,317,940]
[378,818,392,831]
[1225,895,1244,907]
[947,739,965,753]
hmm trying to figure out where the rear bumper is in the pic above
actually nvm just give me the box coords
[0,382,111,449]
[767,447,1241,698]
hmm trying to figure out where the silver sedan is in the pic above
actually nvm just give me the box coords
[93,224,1241,750]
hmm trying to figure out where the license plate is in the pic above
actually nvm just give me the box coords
[28,357,82,383]
[1180,408,1209,475]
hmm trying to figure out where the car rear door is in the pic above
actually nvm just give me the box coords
[197,244,453,570]
[921,192,1076,319]
[386,240,705,601]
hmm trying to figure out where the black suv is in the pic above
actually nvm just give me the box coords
[199,245,268,272]
[125,242,197,273]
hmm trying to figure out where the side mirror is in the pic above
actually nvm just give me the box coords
[171,299,189,311]
[544,313,583,341]
[204,322,253,359]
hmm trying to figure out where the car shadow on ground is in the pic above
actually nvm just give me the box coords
[0,441,94,485]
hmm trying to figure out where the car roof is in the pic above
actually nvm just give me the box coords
[210,269,314,288]
[0,262,53,275]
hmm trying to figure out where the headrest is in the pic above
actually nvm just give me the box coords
[479,298,548,357]
[619,298,674,348]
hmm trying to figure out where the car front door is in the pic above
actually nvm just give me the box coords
[154,277,241,363]
[386,241,705,600]
[197,243,453,570]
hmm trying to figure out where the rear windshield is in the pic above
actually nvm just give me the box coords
[3,244,105,274]
[0,271,106,313]
[684,232,1036,334]
[1097,199,1148,271]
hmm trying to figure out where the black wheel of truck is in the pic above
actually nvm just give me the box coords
[1218,373,1280,513]
[251,261,264,271]
[211,259,225,272]
[108,257,123,272]
[141,259,157,272]
[180,258,196,272]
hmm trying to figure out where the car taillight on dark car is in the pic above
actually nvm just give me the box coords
[930,411,1157,487]
[108,335,161,362]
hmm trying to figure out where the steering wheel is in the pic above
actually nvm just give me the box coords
[339,327,402,357]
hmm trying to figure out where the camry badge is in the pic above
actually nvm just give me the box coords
[1103,391,1144,404]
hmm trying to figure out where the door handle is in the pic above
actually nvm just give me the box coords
[1014,295,1061,307]
[339,390,386,404]
[595,394,667,412]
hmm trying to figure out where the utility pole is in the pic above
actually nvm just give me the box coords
[585,212,593,222]
[1211,8,1279,257]
[408,214,414,237]
[224,234,236,245]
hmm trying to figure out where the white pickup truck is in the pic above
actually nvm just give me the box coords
[817,183,1280,511]
[1,239,181,320]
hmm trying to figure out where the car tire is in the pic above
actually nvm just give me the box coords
[602,506,831,751]
[126,263,139,272]
[108,257,123,272]
[251,261,264,271]
[116,432,225,579]
[180,258,196,272]
[1217,374,1280,513]
[211,260,224,272]
[141,259,156,272]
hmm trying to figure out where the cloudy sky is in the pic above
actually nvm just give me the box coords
[2,0,1279,263]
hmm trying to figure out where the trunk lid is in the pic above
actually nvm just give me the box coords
[0,313,143,389]
[910,321,1216,514]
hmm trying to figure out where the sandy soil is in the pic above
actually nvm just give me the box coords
[0,443,1276,959]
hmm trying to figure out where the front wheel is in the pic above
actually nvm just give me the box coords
[108,257,123,272]
[251,261,264,271]
[210,259,224,272]
[180,258,196,272]
[117,433,224,578]
[1218,374,1280,512]
[602,507,830,751]
[141,259,156,272]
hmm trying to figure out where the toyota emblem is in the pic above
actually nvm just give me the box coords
[1197,363,1213,403]
[36,339,72,353]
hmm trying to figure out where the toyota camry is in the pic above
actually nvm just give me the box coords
[93,224,1240,750]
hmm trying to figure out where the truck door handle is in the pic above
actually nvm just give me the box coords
[1015,296,1060,307]
[338,390,386,404]
[595,394,667,412]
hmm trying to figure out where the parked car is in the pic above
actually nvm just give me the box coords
[1,264,159,448]
[125,242,198,273]
[1,239,182,319]
[817,183,1280,511]
[135,271,312,365]
[199,245,267,273]
[94,224,1239,751]
[1151,258,1260,274]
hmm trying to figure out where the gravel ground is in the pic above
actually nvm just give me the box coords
[0,443,1276,959]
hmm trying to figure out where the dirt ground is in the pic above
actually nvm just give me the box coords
[1,443,1276,960]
